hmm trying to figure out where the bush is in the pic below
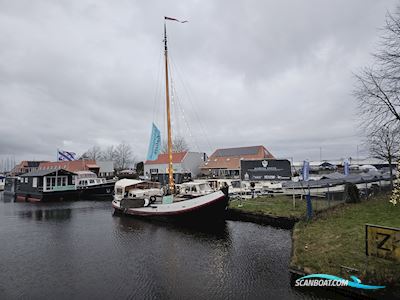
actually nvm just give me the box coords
[344,182,360,203]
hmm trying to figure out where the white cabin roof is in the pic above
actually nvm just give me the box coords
[75,171,97,178]
[115,179,144,188]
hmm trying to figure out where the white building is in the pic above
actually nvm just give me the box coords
[96,161,115,178]
[144,151,207,179]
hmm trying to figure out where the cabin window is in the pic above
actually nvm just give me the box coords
[24,178,28,183]
[89,179,95,184]
[150,169,158,174]
[45,176,68,188]
[32,177,38,188]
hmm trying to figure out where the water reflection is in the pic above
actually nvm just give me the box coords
[2,194,14,203]
[114,214,231,240]
[16,208,72,221]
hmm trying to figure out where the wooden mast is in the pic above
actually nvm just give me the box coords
[164,19,174,194]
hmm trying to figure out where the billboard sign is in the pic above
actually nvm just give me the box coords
[240,159,291,181]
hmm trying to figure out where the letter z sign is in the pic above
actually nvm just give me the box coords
[366,224,400,262]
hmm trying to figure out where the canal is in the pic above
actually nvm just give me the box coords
[0,193,344,299]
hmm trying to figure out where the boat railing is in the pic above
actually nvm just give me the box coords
[43,185,76,192]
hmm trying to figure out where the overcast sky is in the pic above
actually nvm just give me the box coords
[0,0,398,165]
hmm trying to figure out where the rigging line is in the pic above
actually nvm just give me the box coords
[168,53,214,154]
[173,58,214,154]
[170,78,183,139]
[174,91,202,153]
[173,88,201,152]
[152,43,164,125]
[169,62,202,153]
[170,68,193,149]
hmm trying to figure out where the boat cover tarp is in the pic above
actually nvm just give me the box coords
[282,172,392,189]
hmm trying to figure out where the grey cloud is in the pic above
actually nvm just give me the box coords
[0,0,397,163]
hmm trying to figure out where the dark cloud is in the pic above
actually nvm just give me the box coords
[0,0,397,163]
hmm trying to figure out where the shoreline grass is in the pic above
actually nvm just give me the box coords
[291,194,400,286]
[229,195,343,219]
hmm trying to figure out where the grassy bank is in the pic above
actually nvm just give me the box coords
[229,195,343,219]
[291,194,400,285]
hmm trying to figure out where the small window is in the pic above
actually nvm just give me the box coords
[32,177,38,188]
[24,178,28,183]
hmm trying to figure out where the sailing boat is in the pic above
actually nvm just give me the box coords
[112,17,229,221]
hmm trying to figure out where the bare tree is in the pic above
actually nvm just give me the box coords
[367,125,400,188]
[375,10,400,82]
[161,136,189,153]
[102,145,116,161]
[354,68,400,131]
[81,146,102,160]
[115,142,135,170]
[354,9,400,131]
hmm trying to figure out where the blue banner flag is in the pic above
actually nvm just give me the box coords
[302,160,310,181]
[58,149,76,161]
[344,159,350,176]
[146,123,161,161]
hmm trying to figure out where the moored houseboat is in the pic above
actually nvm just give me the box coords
[76,171,116,200]
[16,169,79,202]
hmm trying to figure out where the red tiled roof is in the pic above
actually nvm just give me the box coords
[39,160,98,173]
[11,160,49,176]
[201,145,274,170]
[145,152,188,165]
[86,164,100,168]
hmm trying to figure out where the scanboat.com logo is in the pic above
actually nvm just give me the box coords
[295,274,385,290]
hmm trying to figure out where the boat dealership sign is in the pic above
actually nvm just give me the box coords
[241,159,291,181]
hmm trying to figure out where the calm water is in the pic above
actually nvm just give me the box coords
[0,192,345,299]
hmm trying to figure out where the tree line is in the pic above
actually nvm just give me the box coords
[80,137,190,171]
[81,142,135,171]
